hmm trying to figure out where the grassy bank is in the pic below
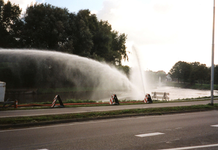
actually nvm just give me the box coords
[0,104,218,129]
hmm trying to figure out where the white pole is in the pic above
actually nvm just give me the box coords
[211,0,215,105]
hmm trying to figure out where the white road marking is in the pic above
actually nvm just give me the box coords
[135,132,164,137]
[161,143,218,150]
[211,124,218,127]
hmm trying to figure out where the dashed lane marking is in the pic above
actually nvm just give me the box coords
[211,124,218,127]
[135,132,164,137]
[160,143,218,150]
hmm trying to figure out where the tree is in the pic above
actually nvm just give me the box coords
[0,0,22,47]
[91,20,112,61]
[1,0,129,67]
[109,31,128,65]
[73,9,94,57]
[21,3,70,50]
[91,21,128,65]
[214,65,218,84]
[169,61,191,83]
[0,1,131,89]
[156,70,167,82]
[189,62,208,85]
[169,61,212,85]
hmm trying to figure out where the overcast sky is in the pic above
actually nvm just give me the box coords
[6,0,218,73]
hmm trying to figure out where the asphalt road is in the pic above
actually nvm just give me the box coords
[0,100,218,118]
[0,110,218,150]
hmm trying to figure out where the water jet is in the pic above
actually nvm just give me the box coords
[0,49,142,102]
[129,46,147,99]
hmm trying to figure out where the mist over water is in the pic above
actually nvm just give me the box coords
[0,49,145,101]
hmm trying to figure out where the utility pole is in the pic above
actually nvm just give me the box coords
[211,0,215,105]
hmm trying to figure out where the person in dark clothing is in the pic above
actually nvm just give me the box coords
[147,94,153,103]
[113,94,120,105]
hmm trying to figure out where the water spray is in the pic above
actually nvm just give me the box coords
[132,46,146,95]
[0,49,140,101]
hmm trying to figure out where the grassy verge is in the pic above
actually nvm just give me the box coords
[1,104,218,128]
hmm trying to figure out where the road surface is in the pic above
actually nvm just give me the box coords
[0,111,218,150]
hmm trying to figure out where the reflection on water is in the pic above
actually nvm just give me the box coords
[5,86,218,104]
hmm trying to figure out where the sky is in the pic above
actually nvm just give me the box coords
[6,0,218,73]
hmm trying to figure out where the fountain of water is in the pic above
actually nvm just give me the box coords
[129,46,147,99]
[159,76,163,87]
[1,49,214,102]
[0,49,142,101]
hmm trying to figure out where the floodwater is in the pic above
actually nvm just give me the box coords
[5,86,218,104]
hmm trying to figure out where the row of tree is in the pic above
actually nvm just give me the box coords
[0,0,128,66]
[169,61,218,84]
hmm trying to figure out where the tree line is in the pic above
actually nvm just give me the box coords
[169,61,218,85]
[0,0,128,66]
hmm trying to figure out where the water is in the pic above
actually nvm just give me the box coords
[5,91,109,103]
[0,49,140,103]
[100,86,218,102]
[0,49,133,90]
[144,86,218,100]
[5,86,217,103]
[131,46,146,94]
[1,49,216,104]
[129,46,147,99]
